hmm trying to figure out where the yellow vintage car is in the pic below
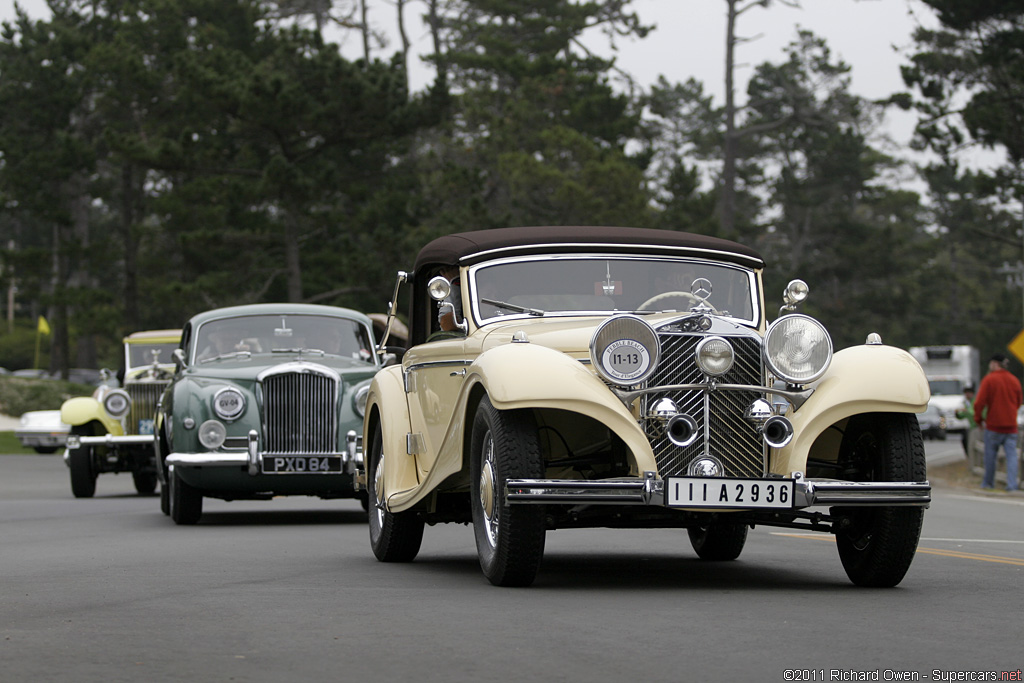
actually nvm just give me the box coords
[60,329,181,498]
[364,226,931,587]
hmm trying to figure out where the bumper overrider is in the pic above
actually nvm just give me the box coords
[505,471,931,509]
[165,429,363,476]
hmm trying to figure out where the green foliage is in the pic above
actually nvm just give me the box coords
[0,376,93,416]
[0,431,34,455]
[0,325,39,371]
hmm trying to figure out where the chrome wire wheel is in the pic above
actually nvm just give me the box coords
[478,433,498,549]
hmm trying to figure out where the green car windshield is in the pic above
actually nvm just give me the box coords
[468,255,758,325]
[193,315,374,364]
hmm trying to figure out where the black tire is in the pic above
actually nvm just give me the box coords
[367,422,424,562]
[834,413,926,587]
[169,466,203,525]
[470,397,546,587]
[688,522,748,561]
[159,479,170,516]
[158,427,171,515]
[34,446,59,454]
[68,427,97,499]
[132,470,158,495]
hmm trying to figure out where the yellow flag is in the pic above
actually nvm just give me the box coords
[37,315,51,336]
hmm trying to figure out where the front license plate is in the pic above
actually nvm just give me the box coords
[137,419,155,435]
[262,455,343,474]
[665,477,794,509]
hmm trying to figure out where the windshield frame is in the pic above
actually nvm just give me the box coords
[465,254,761,328]
[189,314,378,366]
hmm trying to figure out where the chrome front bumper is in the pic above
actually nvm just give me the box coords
[166,430,362,477]
[66,434,155,448]
[505,471,931,508]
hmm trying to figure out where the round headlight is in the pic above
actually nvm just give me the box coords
[695,336,735,376]
[589,315,660,386]
[763,314,832,384]
[212,387,246,421]
[103,389,132,419]
[197,420,227,450]
[353,384,370,418]
[427,275,451,301]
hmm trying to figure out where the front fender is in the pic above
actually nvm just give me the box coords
[60,396,122,435]
[468,343,655,471]
[774,344,929,475]
[364,366,419,504]
[385,343,657,513]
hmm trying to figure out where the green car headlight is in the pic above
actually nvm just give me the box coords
[212,387,246,421]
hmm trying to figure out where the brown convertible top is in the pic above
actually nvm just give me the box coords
[413,226,765,272]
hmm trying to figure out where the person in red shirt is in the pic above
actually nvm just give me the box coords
[973,354,1022,491]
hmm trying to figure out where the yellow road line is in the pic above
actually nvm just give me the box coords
[772,532,1024,566]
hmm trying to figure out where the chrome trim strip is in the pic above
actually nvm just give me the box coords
[613,383,814,410]
[505,477,931,508]
[463,243,765,268]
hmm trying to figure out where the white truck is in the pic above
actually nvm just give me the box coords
[908,345,980,435]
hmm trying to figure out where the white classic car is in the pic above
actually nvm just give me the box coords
[15,410,70,453]
[364,226,931,587]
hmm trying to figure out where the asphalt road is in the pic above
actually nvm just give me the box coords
[1,443,1022,683]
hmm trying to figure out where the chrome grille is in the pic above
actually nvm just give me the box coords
[125,382,169,435]
[261,370,338,454]
[644,334,765,478]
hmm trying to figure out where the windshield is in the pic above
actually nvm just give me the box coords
[127,342,179,370]
[468,255,758,325]
[929,379,963,395]
[192,315,374,364]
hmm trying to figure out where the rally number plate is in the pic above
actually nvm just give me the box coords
[262,455,343,474]
[665,477,794,509]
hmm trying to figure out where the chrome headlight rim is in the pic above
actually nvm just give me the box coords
[589,314,661,387]
[212,386,246,421]
[197,419,227,450]
[695,335,735,377]
[763,314,833,385]
[103,389,132,419]
[353,383,370,418]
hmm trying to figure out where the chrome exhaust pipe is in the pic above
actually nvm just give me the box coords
[666,414,699,448]
[762,415,794,448]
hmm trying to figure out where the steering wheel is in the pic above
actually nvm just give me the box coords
[638,290,702,311]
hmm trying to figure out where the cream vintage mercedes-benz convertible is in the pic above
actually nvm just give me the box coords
[363,226,930,587]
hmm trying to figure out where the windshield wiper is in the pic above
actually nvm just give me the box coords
[480,297,545,316]
[271,348,326,356]
[199,351,252,364]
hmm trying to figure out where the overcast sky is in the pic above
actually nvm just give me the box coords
[2,0,941,157]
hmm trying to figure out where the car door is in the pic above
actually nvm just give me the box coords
[402,336,470,480]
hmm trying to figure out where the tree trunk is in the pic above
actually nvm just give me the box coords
[720,0,739,237]
[121,163,140,333]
